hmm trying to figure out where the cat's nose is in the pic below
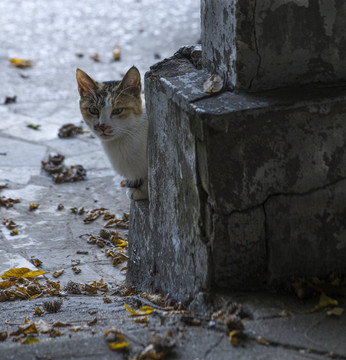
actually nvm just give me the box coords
[97,124,108,131]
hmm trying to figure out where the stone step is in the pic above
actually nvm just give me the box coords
[127,50,346,302]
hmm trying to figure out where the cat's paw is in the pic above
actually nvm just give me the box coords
[126,188,148,201]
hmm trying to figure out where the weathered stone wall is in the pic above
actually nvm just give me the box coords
[202,0,346,90]
[127,50,346,299]
[127,0,346,303]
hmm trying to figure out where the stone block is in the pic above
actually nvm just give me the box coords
[201,0,346,90]
[127,49,346,301]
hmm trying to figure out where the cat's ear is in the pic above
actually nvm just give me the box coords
[118,66,141,98]
[76,68,97,96]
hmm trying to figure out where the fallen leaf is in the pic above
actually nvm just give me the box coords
[72,266,81,274]
[137,332,175,360]
[124,303,154,316]
[30,256,42,267]
[134,316,148,324]
[42,153,86,183]
[34,307,43,316]
[91,54,100,62]
[70,325,90,332]
[108,341,129,351]
[115,239,128,248]
[112,252,128,266]
[1,268,31,280]
[22,270,46,278]
[22,336,39,345]
[256,336,270,346]
[140,293,166,307]
[35,320,52,333]
[0,331,8,341]
[4,96,16,105]
[326,307,344,316]
[87,317,98,326]
[29,203,39,211]
[10,322,38,337]
[27,124,40,130]
[49,328,64,337]
[52,269,64,278]
[103,296,112,303]
[10,58,32,68]
[105,328,129,351]
[0,280,15,289]
[52,321,70,327]
[229,329,247,347]
[318,292,338,309]
[83,208,107,223]
[113,46,121,61]
[58,123,83,138]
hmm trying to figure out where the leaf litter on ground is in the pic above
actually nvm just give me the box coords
[58,123,83,138]
[0,184,20,208]
[42,153,86,183]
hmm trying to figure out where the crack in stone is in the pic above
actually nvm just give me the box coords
[228,175,346,218]
[247,334,346,360]
[204,333,225,359]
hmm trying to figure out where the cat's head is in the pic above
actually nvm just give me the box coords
[76,66,142,141]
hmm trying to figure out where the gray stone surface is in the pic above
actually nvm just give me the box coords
[127,50,346,296]
[201,0,346,90]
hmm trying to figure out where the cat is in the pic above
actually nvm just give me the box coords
[76,66,148,200]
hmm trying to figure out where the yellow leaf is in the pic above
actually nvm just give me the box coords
[15,287,29,296]
[0,267,31,280]
[318,292,338,309]
[229,330,241,346]
[326,307,344,316]
[10,58,33,68]
[34,307,43,316]
[29,203,39,211]
[22,336,39,345]
[256,336,270,346]
[24,323,38,334]
[124,303,154,316]
[22,270,46,278]
[108,341,129,351]
[104,329,125,339]
[29,293,43,300]
[0,280,15,289]
[115,239,128,247]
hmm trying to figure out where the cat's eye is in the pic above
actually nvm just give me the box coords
[89,106,99,115]
[112,108,123,115]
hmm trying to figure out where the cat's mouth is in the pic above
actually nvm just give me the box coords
[100,133,112,138]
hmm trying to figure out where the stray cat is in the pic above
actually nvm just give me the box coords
[76,66,148,200]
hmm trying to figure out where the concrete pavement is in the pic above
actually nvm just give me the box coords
[0,1,346,359]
